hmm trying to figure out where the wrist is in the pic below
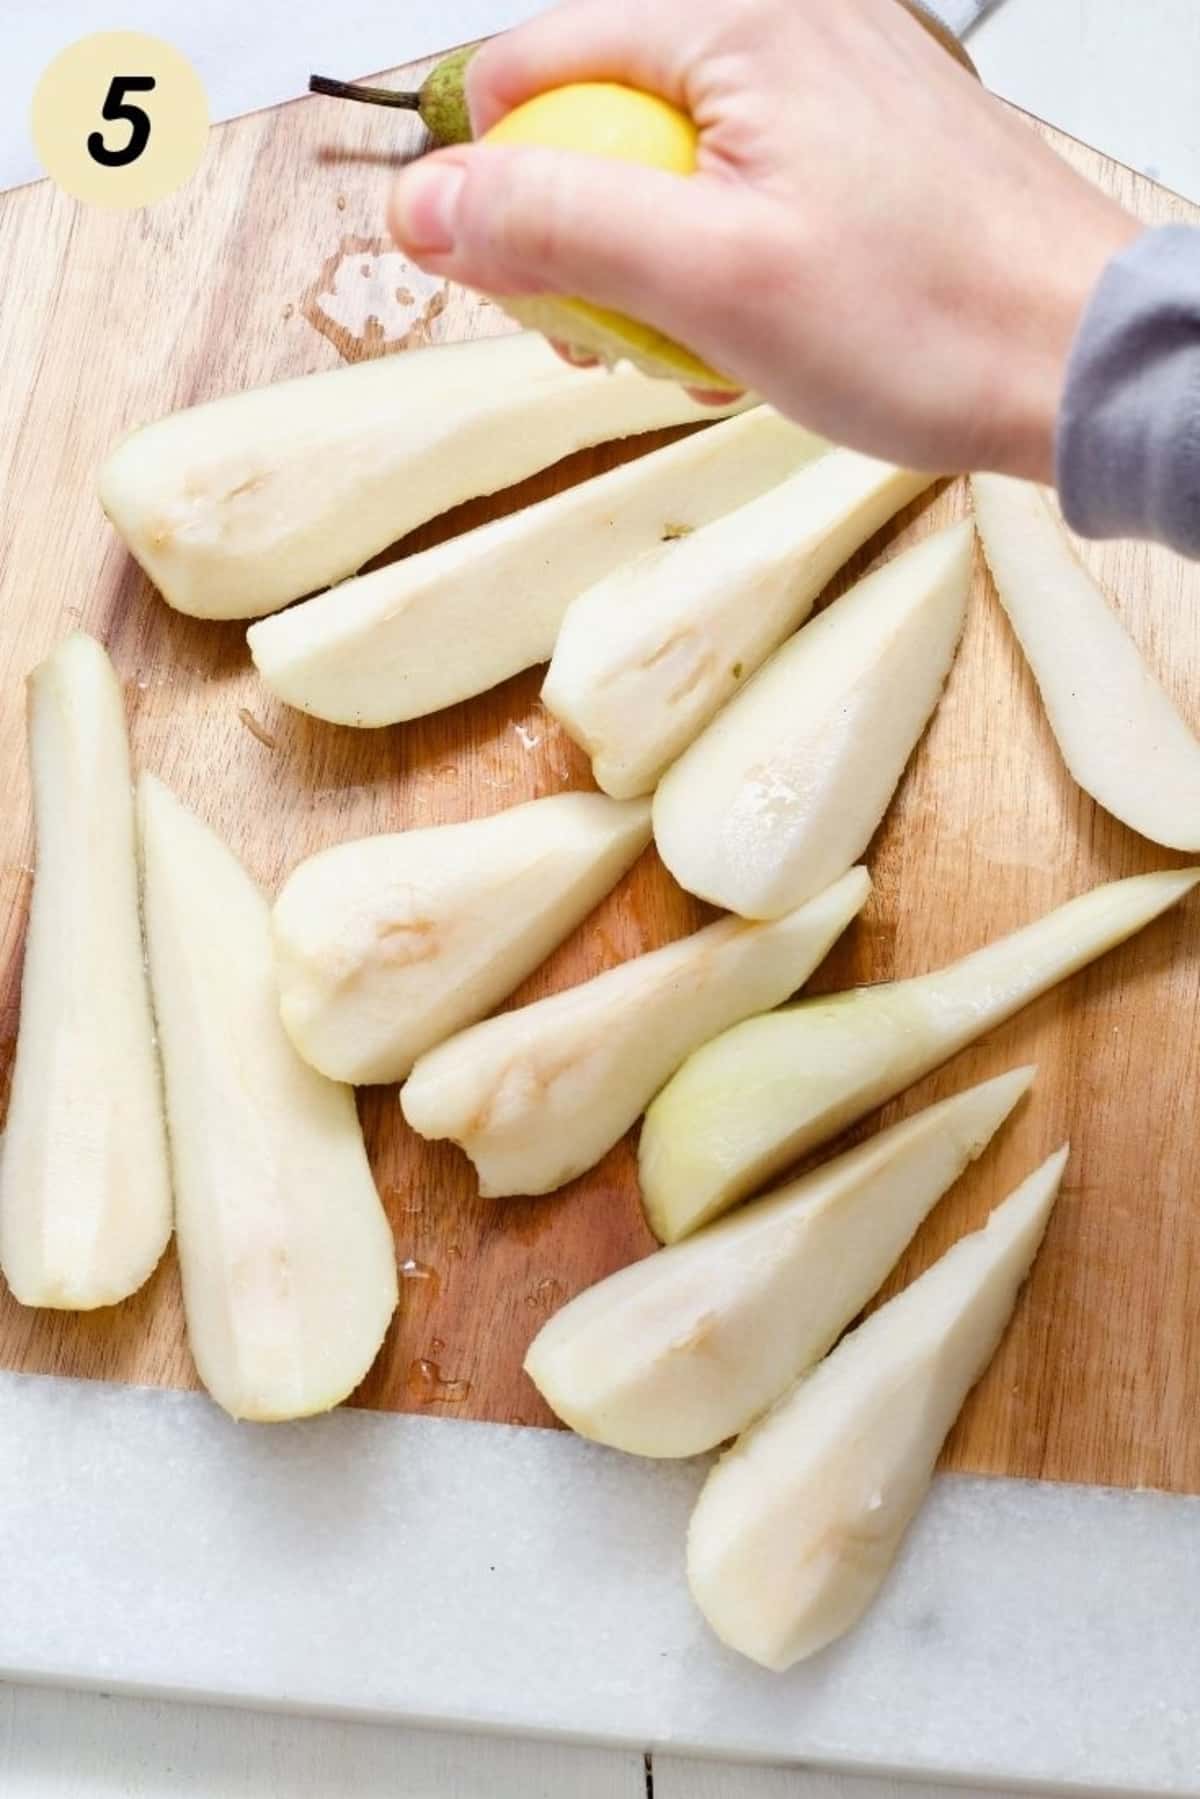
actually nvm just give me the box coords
[989,204,1144,485]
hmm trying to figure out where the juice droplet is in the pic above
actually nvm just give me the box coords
[447,1243,463,1261]
[525,1277,564,1310]
[398,1257,440,1296]
[430,1336,445,1353]
[384,1185,425,1216]
[406,1358,470,1405]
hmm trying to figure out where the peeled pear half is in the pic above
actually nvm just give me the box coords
[139,776,397,1422]
[401,867,870,1197]
[0,635,172,1310]
[248,410,822,728]
[973,473,1200,850]
[273,792,652,1085]
[642,866,1199,1240]
[544,450,936,798]
[655,521,971,917]
[98,331,744,621]
[688,1148,1065,1670]
[483,85,731,387]
[526,1067,1032,1457]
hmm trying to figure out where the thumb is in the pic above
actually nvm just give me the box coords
[388,143,757,366]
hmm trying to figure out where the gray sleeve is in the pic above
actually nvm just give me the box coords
[1056,224,1200,558]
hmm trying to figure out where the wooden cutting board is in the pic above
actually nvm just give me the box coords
[1,56,1198,1494]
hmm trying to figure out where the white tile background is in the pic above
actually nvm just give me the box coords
[5,0,1200,204]
[3,2,1199,1795]
[972,0,1200,203]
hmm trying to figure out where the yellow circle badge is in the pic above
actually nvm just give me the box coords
[32,31,209,209]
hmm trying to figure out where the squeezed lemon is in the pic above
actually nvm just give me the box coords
[484,83,736,389]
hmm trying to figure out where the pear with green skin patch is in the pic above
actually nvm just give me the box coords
[310,46,479,147]
[414,45,478,145]
[641,865,1200,1241]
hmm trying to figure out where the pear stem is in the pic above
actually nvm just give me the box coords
[308,75,422,112]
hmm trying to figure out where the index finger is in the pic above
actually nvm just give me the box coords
[466,0,696,134]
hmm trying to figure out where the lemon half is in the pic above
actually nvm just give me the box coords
[484,83,736,389]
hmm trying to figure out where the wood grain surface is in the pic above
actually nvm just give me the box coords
[1,62,1198,1493]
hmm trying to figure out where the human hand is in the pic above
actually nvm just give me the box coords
[388,0,1140,481]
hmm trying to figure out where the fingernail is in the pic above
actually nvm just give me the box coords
[551,339,602,369]
[688,387,745,408]
[393,159,466,254]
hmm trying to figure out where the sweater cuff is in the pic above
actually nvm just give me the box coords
[1056,225,1200,558]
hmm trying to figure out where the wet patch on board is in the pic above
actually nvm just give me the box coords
[301,235,448,362]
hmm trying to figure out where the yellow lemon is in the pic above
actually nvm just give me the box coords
[484,83,736,389]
